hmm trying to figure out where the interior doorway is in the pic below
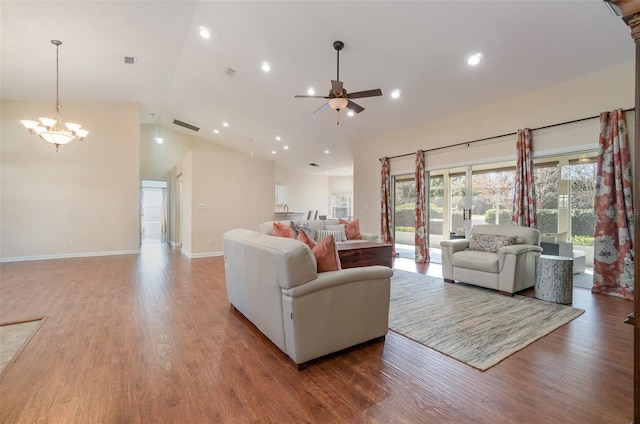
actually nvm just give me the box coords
[140,180,168,244]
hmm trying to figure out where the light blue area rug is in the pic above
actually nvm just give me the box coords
[389,270,584,371]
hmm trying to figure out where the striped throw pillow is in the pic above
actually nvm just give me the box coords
[316,229,345,242]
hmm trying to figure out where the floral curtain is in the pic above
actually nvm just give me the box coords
[592,109,634,300]
[380,157,395,256]
[415,150,429,263]
[512,128,537,227]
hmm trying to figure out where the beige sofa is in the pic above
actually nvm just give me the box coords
[259,219,379,244]
[222,228,392,369]
[440,224,543,295]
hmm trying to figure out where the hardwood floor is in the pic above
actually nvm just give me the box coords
[0,244,634,423]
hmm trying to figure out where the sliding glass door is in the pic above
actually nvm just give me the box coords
[471,166,516,226]
[397,151,597,267]
[393,175,416,259]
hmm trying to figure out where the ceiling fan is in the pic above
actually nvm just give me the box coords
[294,40,382,118]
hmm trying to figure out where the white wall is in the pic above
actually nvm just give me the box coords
[180,151,274,257]
[274,166,330,216]
[1,101,140,260]
[141,123,242,245]
[140,123,239,181]
[353,62,636,235]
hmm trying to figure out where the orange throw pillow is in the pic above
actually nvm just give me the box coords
[338,218,361,240]
[312,234,342,272]
[273,221,295,238]
[297,230,317,248]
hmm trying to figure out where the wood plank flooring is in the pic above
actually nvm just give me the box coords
[0,244,634,423]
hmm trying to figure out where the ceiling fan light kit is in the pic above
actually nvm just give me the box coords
[328,97,348,110]
[294,40,382,123]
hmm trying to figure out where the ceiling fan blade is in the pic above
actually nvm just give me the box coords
[331,80,343,96]
[347,88,383,99]
[313,102,329,114]
[347,100,365,113]
[294,95,329,99]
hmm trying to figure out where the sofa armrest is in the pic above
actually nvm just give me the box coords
[499,244,543,257]
[281,266,393,298]
[498,244,543,268]
[497,244,543,293]
[280,265,392,365]
[440,239,470,252]
[360,232,380,243]
[440,239,470,280]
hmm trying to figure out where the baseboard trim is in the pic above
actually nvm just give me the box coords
[180,250,223,259]
[0,250,140,263]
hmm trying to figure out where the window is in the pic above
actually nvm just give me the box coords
[331,191,352,219]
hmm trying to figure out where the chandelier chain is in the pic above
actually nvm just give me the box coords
[56,42,59,107]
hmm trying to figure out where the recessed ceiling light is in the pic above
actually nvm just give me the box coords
[467,53,482,66]
[262,61,271,72]
[199,26,210,39]
[324,149,330,154]
[155,137,164,145]
[213,129,219,134]
[222,122,229,127]
[347,110,355,117]
[307,87,315,96]
[391,89,401,99]
[283,145,289,150]
[275,136,281,141]
[271,150,277,155]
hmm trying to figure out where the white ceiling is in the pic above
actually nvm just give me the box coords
[1,1,634,176]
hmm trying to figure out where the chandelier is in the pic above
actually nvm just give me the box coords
[21,40,89,151]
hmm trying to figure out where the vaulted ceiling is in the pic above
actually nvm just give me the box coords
[1,1,634,175]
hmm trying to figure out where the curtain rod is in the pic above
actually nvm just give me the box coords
[382,107,636,161]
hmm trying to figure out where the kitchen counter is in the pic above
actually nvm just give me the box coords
[273,212,307,221]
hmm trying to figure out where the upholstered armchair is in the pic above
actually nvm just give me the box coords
[440,224,543,296]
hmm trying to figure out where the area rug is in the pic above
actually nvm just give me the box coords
[0,318,45,380]
[389,270,584,371]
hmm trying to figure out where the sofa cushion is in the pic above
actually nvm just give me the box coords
[339,218,361,240]
[273,221,295,238]
[316,229,345,242]
[452,250,499,273]
[312,234,342,272]
[468,233,512,253]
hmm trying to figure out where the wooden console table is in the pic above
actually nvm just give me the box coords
[337,242,393,269]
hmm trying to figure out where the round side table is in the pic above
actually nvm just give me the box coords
[534,255,574,304]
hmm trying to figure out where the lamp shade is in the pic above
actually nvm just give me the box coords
[38,117,57,129]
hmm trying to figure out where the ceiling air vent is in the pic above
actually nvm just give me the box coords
[309,163,319,167]
[124,56,136,64]
[173,119,200,132]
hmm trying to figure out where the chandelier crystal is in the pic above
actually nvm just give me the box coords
[21,40,89,151]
